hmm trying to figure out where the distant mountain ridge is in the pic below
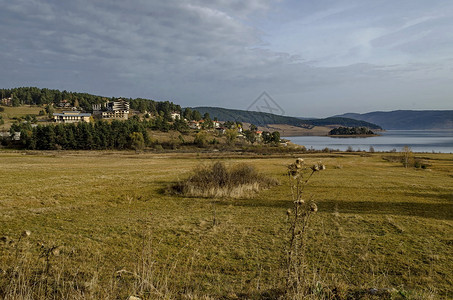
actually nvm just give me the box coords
[193,106,382,129]
[335,110,453,130]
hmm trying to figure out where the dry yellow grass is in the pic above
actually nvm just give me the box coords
[0,105,45,131]
[0,150,452,299]
[170,161,279,198]
[1,105,43,117]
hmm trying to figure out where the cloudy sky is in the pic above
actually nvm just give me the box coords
[1,0,453,117]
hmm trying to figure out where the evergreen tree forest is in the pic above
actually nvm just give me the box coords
[10,119,154,150]
[0,87,183,116]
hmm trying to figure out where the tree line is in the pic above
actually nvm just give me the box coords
[1,87,212,124]
[0,87,186,118]
[8,119,153,150]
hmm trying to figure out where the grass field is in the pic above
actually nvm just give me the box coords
[0,150,452,299]
[0,106,43,117]
[0,106,44,131]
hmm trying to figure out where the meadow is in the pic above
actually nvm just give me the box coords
[0,106,44,130]
[0,150,452,299]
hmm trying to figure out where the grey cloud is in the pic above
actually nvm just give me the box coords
[1,0,452,117]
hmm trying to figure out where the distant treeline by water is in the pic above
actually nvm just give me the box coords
[328,126,375,136]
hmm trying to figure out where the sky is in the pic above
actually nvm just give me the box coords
[1,0,453,118]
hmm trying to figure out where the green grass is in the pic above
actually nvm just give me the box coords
[0,151,452,299]
[0,105,42,118]
[0,106,44,131]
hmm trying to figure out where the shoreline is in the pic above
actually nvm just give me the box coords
[328,134,380,138]
[260,124,387,137]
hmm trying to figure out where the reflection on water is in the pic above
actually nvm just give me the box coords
[285,130,453,153]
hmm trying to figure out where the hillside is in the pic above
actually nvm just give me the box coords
[336,110,453,130]
[0,87,182,115]
[193,106,382,129]
[1,88,386,132]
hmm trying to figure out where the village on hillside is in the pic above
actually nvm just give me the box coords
[0,94,284,149]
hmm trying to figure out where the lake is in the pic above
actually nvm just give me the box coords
[284,130,453,153]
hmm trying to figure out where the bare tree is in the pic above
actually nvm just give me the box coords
[401,145,413,168]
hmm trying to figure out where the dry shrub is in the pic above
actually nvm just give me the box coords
[170,162,279,198]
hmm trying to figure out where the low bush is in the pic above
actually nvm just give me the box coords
[414,158,430,169]
[170,162,279,198]
[382,154,431,169]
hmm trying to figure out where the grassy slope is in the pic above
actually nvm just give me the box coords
[0,106,43,117]
[0,106,44,131]
[0,151,452,299]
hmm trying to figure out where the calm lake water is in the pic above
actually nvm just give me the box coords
[285,130,453,153]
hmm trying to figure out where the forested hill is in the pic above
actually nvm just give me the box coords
[193,106,382,129]
[0,87,182,115]
[336,110,453,130]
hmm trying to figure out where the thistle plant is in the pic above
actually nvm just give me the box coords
[285,158,325,296]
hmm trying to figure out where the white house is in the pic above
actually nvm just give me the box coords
[101,110,129,120]
[93,99,130,120]
[53,111,91,123]
[0,97,12,106]
[58,100,72,108]
[110,99,130,112]
[189,120,201,129]
[171,112,181,120]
